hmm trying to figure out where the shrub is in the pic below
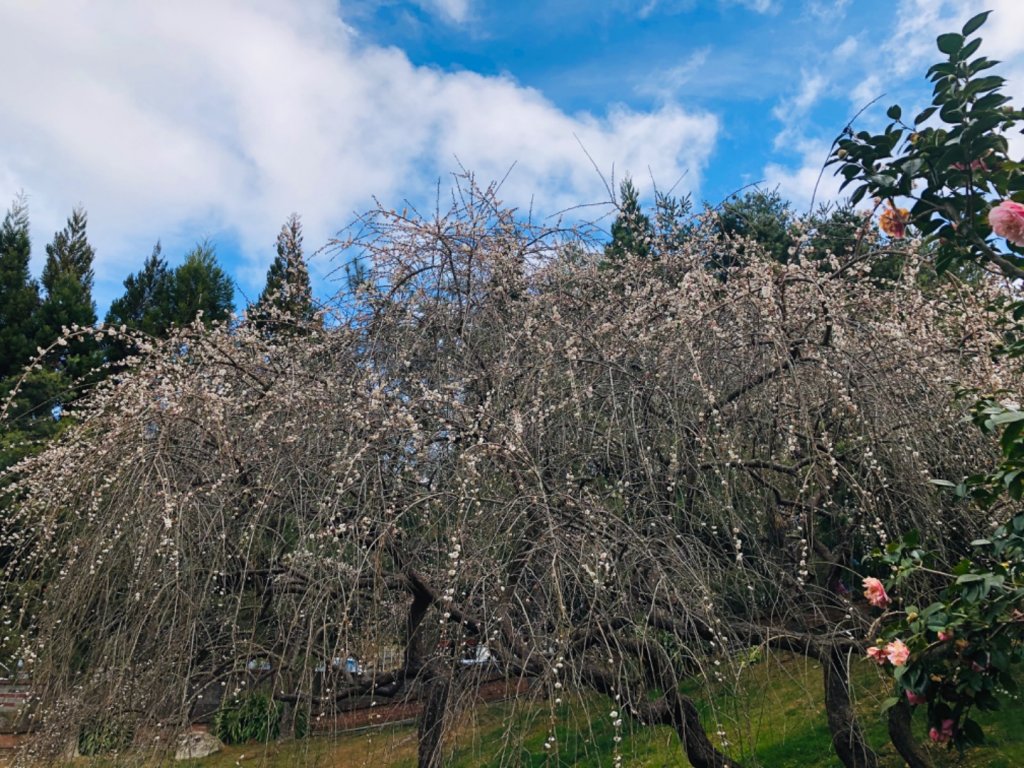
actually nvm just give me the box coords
[212,692,284,745]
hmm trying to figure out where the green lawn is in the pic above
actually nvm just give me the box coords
[25,654,1024,767]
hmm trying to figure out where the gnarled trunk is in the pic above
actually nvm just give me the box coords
[417,661,453,768]
[888,698,933,768]
[823,645,879,768]
[669,689,742,768]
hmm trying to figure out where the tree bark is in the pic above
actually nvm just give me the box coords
[417,661,453,768]
[822,645,879,768]
[669,690,742,768]
[887,698,933,768]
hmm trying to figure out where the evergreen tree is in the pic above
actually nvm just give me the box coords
[715,188,795,267]
[36,207,98,380]
[253,214,315,327]
[0,195,40,380]
[652,191,694,258]
[603,178,653,266]
[171,242,234,326]
[106,242,174,336]
[41,207,95,298]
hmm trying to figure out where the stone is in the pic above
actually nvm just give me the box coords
[174,730,223,760]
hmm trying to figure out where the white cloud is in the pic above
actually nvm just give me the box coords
[851,1,1024,104]
[834,36,858,62]
[728,0,776,12]
[771,70,828,150]
[636,47,711,101]
[763,139,841,213]
[0,0,718,305]
[412,0,472,24]
[808,0,849,22]
[849,75,883,110]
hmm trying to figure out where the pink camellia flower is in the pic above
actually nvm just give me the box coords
[989,200,1024,247]
[885,639,911,667]
[906,690,928,706]
[866,646,888,665]
[930,719,956,743]
[937,629,953,642]
[862,577,890,609]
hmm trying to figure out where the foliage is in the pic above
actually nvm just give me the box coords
[871,515,1023,750]
[831,10,1024,280]
[252,213,317,329]
[831,10,1024,755]
[171,241,235,327]
[105,242,175,338]
[715,188,795,266]
[77,716,135,756]
[35,207,99,382]
[602,177,653,265]
[0,195,40,381]
[213,692,285,745]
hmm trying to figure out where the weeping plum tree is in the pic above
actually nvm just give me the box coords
[0,176,1007,767]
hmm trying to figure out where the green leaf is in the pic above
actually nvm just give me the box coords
[914,106,938,125]
[990,410,1024,425]
[879,696,900,713]
[937,33,964,56]
[962,11,991,37]
[956,573,985,584]
[887,104,902,121]
[972,75,1006,94]
[959,37,982,60]
[962,717,985,745]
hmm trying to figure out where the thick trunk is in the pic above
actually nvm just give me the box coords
[405,585,433,674]
[822,645,879,768]
[670,690,742,768]
[887,698,933,768]
[417,662,453,768]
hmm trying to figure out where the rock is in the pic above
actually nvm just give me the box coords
[174,730,223,760]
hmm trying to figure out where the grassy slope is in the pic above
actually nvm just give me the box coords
[24,653,1024,767]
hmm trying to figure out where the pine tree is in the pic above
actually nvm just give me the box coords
[0,195,40,380]
[253,213,315,328]
[716,188,795,267]
[41,207,95,298]
[603,178,653,266]
[36,207,98,380]
[106,242,174,337]
[172,242,234,326]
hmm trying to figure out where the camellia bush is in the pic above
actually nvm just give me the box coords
[0,172,1009,768]
[831,9,1024,764]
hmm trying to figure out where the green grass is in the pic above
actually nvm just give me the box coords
[18,654,1024,767]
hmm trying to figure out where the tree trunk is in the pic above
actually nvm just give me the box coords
[669,690,742,768]
[822,645,879,768]
[887,698,933,768]
[417,662,453,768]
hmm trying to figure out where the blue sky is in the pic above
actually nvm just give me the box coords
[1,0,1023,314]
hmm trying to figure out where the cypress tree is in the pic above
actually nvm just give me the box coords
[716,188,795,267]
[254,213,315,328]
[171,242,234,326]
[37,207,99,380]
[106,242,174,336]
[603,178,653,266]
[0,195,40,380]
